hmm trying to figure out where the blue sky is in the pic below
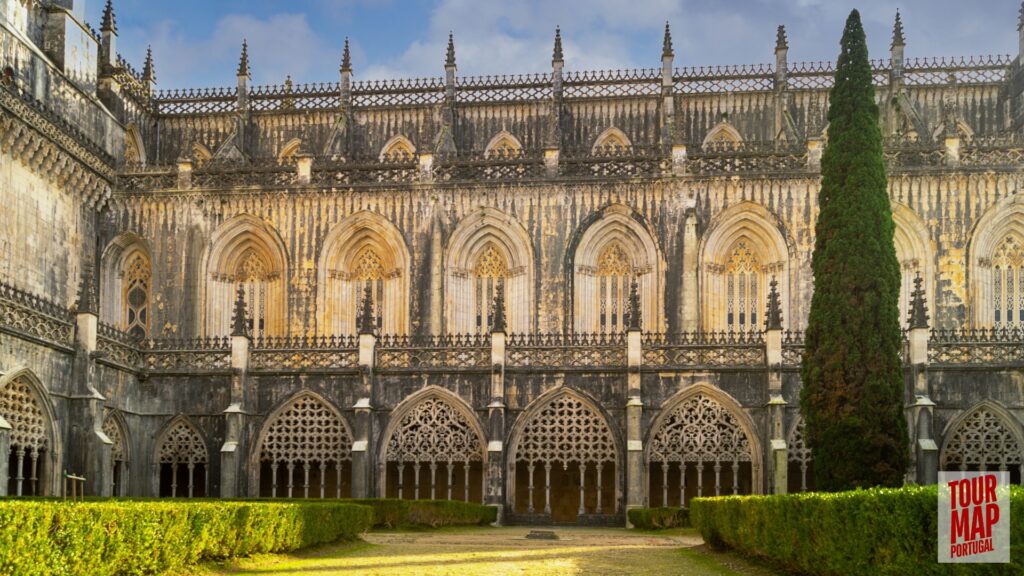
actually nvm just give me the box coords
[84,0,1020,90]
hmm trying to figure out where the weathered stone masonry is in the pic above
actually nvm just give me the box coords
[1,1,1024,525]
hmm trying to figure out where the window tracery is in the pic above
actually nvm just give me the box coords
[258,394,352,498]
[942,408,1023,475]
[123,253,150,339]
[235,249,271,338]
[384,396,483,501]
[1,375,49,496]
[992,235,1023,327]
[473,244,508,333]
[352,248,386,331]
[157,420,207,498]
[787,419,813,492]
[724,240,761,331]
[596,243,632,333]
[103,414,127,496]
[649,393,753,504]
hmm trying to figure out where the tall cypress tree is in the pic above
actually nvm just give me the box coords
[800,10,909,490]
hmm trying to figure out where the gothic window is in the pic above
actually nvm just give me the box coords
[123,253,150,339]
[942,408,1023,483]
[156,420,208,498]
[787,419,814,493]
[648,393,754,506]
[384,396,484,501]
[258,394,352,499]
[352,247,386,331]
[103,414,128,496]
[592,128,631,154]
[725,240,761,331]
[380,136,416,161]
[473,244,508,334]
[235,249,272,339]
[596,243,633,333]
[992,235,1023,327]
[513,393,617,520]
[1,375,49,496]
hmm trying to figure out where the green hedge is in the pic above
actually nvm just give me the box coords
[691,486,1024,575]
[628,507,689,530]
[0,499,372,576]
[342,499,498,528]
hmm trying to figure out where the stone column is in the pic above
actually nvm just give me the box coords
[176,158,192,189]
[222,286,251,498]
[625,327,643,526]
[0,415,11,497]
[418,152,434,183]
[906,273,937,484]
[71,271,113,497]
[681,206,699,332]
[295,154,313,184]
[487,291,507,522]
[352,398,372,498]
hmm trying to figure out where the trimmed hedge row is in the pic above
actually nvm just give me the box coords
[691,486,1024,575]
[0,500,373,576]
[343,498,498,528]
[627,507,689,530]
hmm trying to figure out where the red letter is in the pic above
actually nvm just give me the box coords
[985,503,1000,538]
[951,508,970,544]
[970,506,986,541]
[948,480,961,509]
[984,474,997,503]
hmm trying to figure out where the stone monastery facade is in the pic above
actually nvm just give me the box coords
[1,0,1023,524]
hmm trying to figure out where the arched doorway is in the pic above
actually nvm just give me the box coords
[509,389,619,523]
[787,418,815,493]
[380,389,486,502]
[941,403,1024,484]
[0,369,58,496]
[253,392,353,498]
[103,412,130,496]
[155,417,208,498]
[647,389,760,507]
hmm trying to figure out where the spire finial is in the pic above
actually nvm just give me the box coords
[142,46,155,84]
[552,26,564,63]
[445,32,456,68]
[892,9,906,48]
[231,284,249,337]
[662,21,674,59]
[101,0,117,34]
[491,279,507,333]
[1018,2,1023,32]
[341,37,352,73]
[357,283,376,335]
[627,276,642,331]
[237,39,251,78]
[76,265,97,315]
[776,25,789,52]
[765,276,783,330]
[908,272,929,329]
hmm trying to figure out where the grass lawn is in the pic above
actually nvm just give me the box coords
[198,526,784,576]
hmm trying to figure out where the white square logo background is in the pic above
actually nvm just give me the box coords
[938,471,1010,564]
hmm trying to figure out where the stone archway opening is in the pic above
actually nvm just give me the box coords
[156,419,208,498]
[382,395,486,503]
[1,373,54,497]
[511,392,619,524]
[647,392,755,507]
[942,406,1024,485]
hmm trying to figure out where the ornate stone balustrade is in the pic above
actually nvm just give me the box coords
[96,322,143,371]
[0,281,73,351]
[641,332,765,369]
[250,335,359,371]
[141,337,232,372]
[928,328,1024,367]
[376,334,491,370]
[506,333,627,368]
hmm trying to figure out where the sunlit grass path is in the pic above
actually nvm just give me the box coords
[201,526,783,576]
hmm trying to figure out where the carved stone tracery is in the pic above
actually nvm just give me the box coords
[157,420,207,465]
[517,394,615,465]
[942,408,1023,471]
[259,394,352,465]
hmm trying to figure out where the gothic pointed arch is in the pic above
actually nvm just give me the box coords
[277,138,302,165]
[891,203,935,328]
[484,130,523,157]
[250,390,354,498]
[379,135,416,160]
[202,214,289,338]
[445,207,534,334]
[318,211,410,336]
[699,202,794,331]
[507,387,621,520]
[154,415,208,497]
[968,194,1024,327]
[591,127,632,153]
[568,204,665,333]
[123,123,146,166]
[0,367,61,496]
[102,410,130,496]
[645,384,762,505]
[100,232,152,338]
[940,401,1024,483]
[786,416,814,492]
[702,121,743,150]
[378,387,487,501]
